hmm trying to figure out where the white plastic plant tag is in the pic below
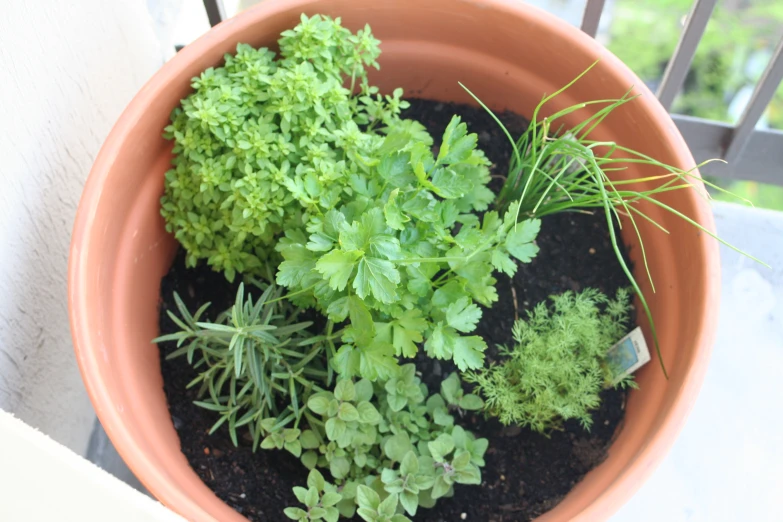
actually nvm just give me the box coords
[606,326,651,384]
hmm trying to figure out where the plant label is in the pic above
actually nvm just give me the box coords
[606,327,651,384]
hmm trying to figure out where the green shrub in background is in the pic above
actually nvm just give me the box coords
[607,0,783,210]
[609,0,783,125]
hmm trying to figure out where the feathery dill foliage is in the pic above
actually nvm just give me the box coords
[153,283,334,449]
[465,288,633,433]
[161,14,407,281]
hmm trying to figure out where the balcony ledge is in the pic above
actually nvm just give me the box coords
[613,201,783,521]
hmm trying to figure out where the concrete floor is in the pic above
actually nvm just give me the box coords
[612,201,783,521]
[88,201,782,519]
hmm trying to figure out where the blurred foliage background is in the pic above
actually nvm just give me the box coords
[606,0,783,210]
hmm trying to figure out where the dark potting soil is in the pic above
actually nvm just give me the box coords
[158,98,631,522]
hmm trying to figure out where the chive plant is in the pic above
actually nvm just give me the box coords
[462,62,765,376]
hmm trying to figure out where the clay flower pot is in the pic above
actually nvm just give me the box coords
[69,1,719,520]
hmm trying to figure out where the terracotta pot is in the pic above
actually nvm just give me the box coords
[69,0,720,520]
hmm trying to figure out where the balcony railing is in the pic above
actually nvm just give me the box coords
[202,0,783,185]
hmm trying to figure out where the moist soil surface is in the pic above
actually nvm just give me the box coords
[158,99,631,521]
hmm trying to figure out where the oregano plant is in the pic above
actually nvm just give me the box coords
[161,14,408,281]
[439,372,484,413]
[381,451,435,516]
[294,368,487,519]
[285,469,343,522]
[355,486,410,522]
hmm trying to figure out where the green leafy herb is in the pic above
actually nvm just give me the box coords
[439,372,484,413]
[276,119,541,377]
[380,451,435,516]
[285,469,343,522]
[465,288,635,432]
[293,365,487,518]
[161,14,407,282]
[355,486,410,522]
[461,63,767,377]
[424,428,485,500]
[152,283,331,449]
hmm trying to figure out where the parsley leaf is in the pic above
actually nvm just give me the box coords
[506,219,541,262]
[354,257,400,303]
[424,323,453,360]
[391,309,427,357]
[424,324,486,371]
[491,250,517,277]
[438,116,477,164]
[445,298,482,333]
[384,189,409,231]
[452,335,487,371]
[315,249,362,291]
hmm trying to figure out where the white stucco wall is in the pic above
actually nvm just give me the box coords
[0,1,167,453]
[0,411,184,521]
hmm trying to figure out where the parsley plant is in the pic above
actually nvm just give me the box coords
[275,118,540,377]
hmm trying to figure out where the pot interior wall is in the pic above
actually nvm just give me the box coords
[71,1,718,521]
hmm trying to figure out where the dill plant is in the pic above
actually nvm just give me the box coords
[465,288,633,432]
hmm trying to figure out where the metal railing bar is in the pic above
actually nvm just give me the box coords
[203,0,226,27]
[724,36,783,163]
[673,114,783,185]
[656,0,718,111]
[580,0,606,38]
